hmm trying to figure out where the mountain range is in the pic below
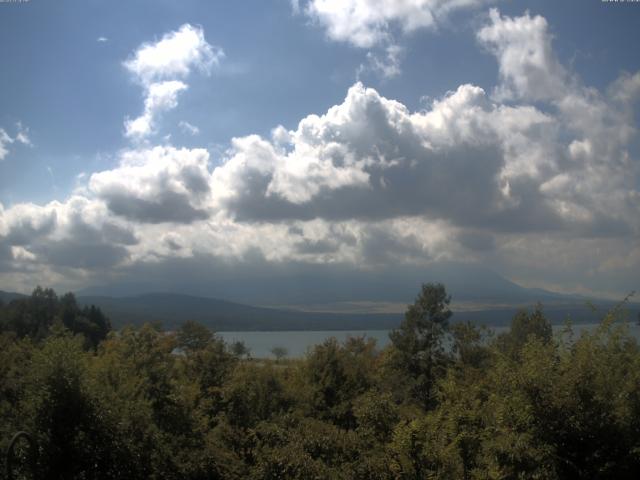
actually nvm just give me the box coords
[75,262,586,307]
[1,263,636,331]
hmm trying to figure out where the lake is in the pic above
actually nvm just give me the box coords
[219,322,640,358]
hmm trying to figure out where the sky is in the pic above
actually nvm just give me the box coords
[0,0,639,302]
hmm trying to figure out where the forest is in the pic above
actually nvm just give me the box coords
[1,284,639,479]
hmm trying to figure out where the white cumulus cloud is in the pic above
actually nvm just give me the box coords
[123,24,224,85]
[477,8,568,102]
[123,24,223,141]
[302,0,497,48]
[89,146,212,224]
[124,80,188,140]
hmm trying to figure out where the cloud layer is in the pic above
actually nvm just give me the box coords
[1,10,638,299]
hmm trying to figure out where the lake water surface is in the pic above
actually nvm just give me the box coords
[219,323,640,358]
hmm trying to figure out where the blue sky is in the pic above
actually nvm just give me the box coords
[0,0,639,302]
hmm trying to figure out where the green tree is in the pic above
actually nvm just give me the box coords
[221,363,291,430]
[59,293,111,348]
[21,329,126,479]
[305,336,376,429]
[496,304,552,359]
[451,321,491,371]
[0,289,110,348]
[271,346,288,362]
[354,391,399,443]
[231,340,250,358]
[91,324,220,478]
[389,282,452,409]
[176,320,213,352]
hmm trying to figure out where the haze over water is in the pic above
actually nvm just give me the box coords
[219,323,640,358]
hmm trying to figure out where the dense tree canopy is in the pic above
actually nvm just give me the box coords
[0,287,111,348]
[1,284,640,479]
[389,283,452,409]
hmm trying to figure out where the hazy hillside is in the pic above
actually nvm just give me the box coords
[0,290,26,304]
[77,293,403,331]
[77,262,584,307]
[75,292,635,332]
[3,284,634,332]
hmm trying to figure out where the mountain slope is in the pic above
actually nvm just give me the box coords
[77,293,403,331]
[2,288,633,331]
[76,292,634,332]
[76,262,583,306]
[0,290,27,303]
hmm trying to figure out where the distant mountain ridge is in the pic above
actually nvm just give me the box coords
[2,288,636,332]
[0,290,27,303]
[3,261,635,332]
[74,292,634,331]
[76,293,403,331]
[75,262,589,306]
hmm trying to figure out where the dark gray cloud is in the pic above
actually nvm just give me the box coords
[457,230,496,252]
[223,141,569,235]
[0,202,138,273]
[4,210,57,246]
[37,241,130,270]
[0,242,12,270]
[165,237,183,251]
[65,214,138,247]
[104,190,209,224]
[31,215,136,270]
[89,146,212,224]
[295,238,340,255]
[36,216,136,270]
[360,226,427,265]
[78,252,577,307]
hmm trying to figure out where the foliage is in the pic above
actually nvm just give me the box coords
[1,285,640,478]
[177,319,214,352]
[495,303,553,358]
[388,282,452,409]
[270,346,288,361]
[0,287,110,348]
